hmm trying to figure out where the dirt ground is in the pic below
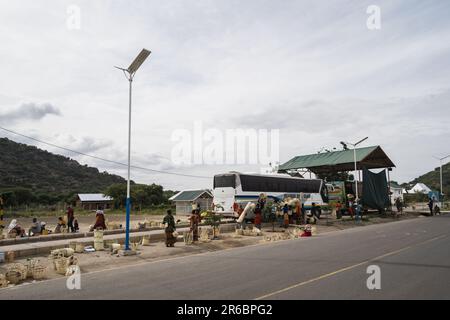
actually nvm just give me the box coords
[0,210,426,289]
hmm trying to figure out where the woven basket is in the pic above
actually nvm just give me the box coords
[26,259,40,278]
[54,257,69,275]
[141,236,151,246]
[0,274,9,288]
[69,242,78,250]
[5,270,22,285]
[32,265,47,280]
[7,263,27,280]
[75,243,85,253]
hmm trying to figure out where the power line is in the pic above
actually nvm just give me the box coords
[0,126,211,179]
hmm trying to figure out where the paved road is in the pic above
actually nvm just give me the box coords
[1,215,449,300]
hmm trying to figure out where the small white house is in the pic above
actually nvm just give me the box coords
[390,183,404,205]
[76,194,114,210]
[169,190,213,215]
[408,183,432,194]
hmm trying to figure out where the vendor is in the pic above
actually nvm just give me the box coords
[254,206,262,230]
[91,206,107,231]
[163,209,177,247]
[28,217,42,237]
[54,217,66,233]
[189,209,201,242]
[8,219,25,237]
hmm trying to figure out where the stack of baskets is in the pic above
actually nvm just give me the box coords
[26,259,47,280]
[93,230,104,251]
[183,231,193,245]
[199,228,210,242]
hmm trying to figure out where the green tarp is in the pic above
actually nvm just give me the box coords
[361,168,390,210]
[278,146,395,174]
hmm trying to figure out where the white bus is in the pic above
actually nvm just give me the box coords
[212,172,328,216]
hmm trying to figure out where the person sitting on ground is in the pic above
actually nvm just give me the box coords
[7,219,25,237]
[73,218,79,232]
[90,207,107,231]
[28,217,42,237]
[54,217,66,234]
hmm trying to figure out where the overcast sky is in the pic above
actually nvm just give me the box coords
[1,0,449,190]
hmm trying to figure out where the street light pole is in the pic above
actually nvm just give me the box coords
[341,137,369,201]
[434,154,450,200]
[116,49,151,251]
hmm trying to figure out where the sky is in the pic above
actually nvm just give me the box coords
[1,0,449,190]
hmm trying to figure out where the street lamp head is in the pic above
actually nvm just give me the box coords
[128,48,151,74]
[354,137,369,146]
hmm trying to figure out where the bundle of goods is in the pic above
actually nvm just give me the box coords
[50,248,75,258]
[301,225,312,237]
[242,228,262,237]
[110,243,121,254]
[104,239,119,250]
[183,231,193,245]
[131,242,140,251]
[69,242,78,251]
[199,228,210,242]
[141,236,151,246]
[288,227,303,239]
[237,202,256,224]
[94,230,104,251]
[75,243,85,253]
[107,221,122,230]
[0,274,9,288]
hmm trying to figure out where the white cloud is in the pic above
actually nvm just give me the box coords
[1,0,450,189]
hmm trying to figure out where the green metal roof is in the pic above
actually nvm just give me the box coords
[170,190,212,202]
[278,146,395,174]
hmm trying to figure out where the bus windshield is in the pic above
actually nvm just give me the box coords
[213,174,236,189]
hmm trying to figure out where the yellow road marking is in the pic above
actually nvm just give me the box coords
[254,234,448,300]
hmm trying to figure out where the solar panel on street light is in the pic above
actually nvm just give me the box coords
[128,48,151,74]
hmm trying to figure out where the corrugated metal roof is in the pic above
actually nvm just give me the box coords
[279,146,395,173]
[169,190,212,202]
[78,194,113,202]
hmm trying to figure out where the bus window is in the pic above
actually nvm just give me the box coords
[214,174,236,189]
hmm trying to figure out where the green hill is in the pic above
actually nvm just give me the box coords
[411,162,450,196]
[0,137,126,205]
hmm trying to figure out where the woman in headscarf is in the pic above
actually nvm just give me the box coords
[8,219,25,237]
[92,206,107,231]
[163,209,177,247]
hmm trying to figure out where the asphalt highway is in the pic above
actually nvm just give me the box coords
[1,215,449,300]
